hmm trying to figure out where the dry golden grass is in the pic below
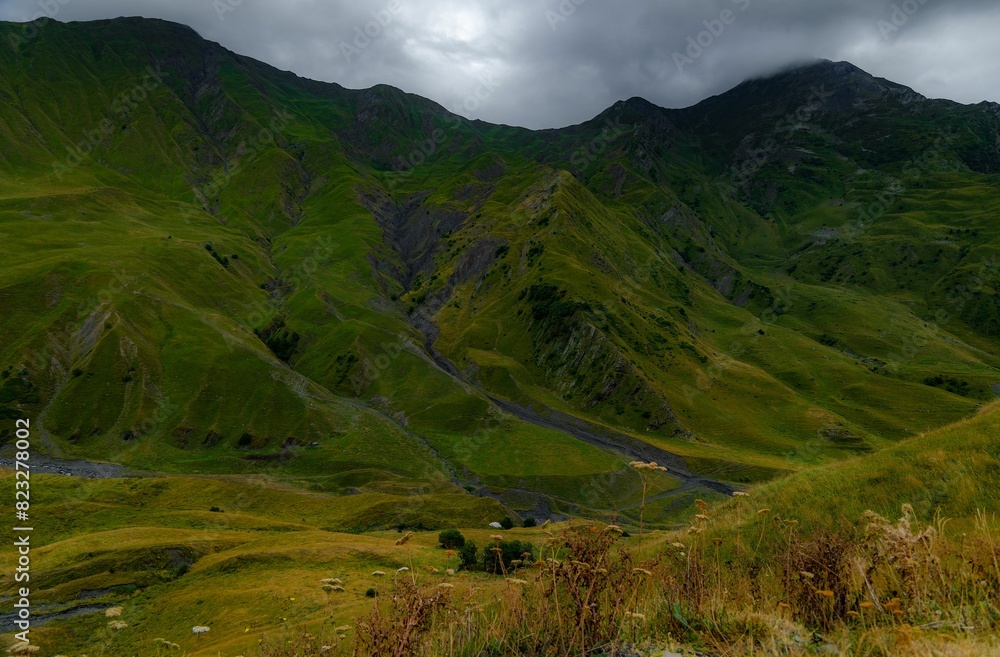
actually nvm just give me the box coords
[257,502,1000,657]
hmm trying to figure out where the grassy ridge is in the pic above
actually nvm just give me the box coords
[731,400,1000,530]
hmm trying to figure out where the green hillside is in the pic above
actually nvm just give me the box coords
[724,400,1000,532]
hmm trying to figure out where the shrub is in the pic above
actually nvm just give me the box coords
[438,529,466,550]
[526,241,545,265]
[523,517,537,528]
[525,284,588,339]
[457,541,479,571]
[254,316,301,363]
[499,516,514,530]
[482,540,534,575]
[354,579,447,656]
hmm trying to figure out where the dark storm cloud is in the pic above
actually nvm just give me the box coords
[2,0,998,128]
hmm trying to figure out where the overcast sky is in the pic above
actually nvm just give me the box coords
[2,0,998,128]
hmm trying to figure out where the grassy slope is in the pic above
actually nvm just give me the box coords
[740,400,1000,529]
[2,404,996,654]
[0,27,998,655]
[0,471,510,655]
[0,18,996,522]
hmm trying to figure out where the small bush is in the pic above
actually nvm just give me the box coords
[354,579,447,655]
[457,541,479,571]
[482,540,534,574]
[438,529,466,550]
[523,517,537,528]
[254,315,300,363]
[526,241,545,265]
[499,516,514,530]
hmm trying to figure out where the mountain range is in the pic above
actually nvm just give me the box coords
[1,16,999,525]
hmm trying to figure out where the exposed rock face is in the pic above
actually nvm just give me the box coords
[358,187,468,288]
[532,317,681,435]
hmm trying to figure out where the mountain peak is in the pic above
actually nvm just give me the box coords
[750,58,864,81]
[674,58,927,134]
[738,58,926,106]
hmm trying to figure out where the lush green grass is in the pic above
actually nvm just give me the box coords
[736,401,1000,529]
[0,471,510,655]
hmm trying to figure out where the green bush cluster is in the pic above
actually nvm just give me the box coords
[205,243,230,268]
[254,316,301,363]
[482,540,535,575]
[524,284,589,340]
[452,537,535,574]
[438,529,466,550]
